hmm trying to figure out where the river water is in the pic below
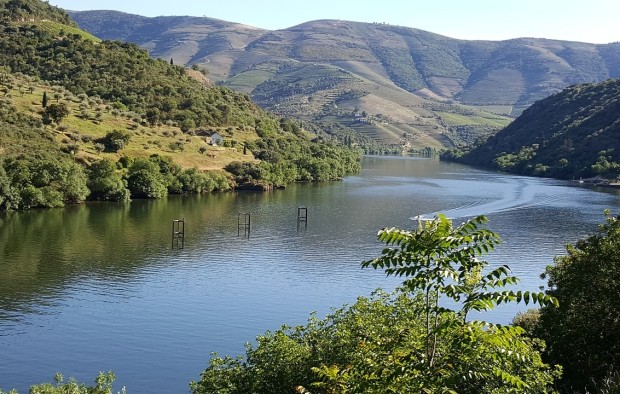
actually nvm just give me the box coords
[1,156,618,393]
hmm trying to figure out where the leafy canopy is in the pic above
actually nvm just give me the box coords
[537,211,620,392]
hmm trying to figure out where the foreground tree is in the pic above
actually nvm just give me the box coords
[358,214,559,393]
[0,371,120,394]
[537,212,620,392]
[191,215,560,394]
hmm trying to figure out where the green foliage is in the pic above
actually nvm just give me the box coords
[87,159,130,201]
[588,368,620,394]
[591,150,620,177]
[174,168,215,193]
[97,129,131,152]
[0,155,89,209]
[361,214,559,392]
[231,131,361,187]
[0,0,74,25]
[122,155,229,198]
[371,46,425,92]
[42,102,69,124]
[0,1,362,209]
[191,289,558,394]
[192,216,560,394]
[0,21,261,130]
[537,212,620,392]
[126,157,167,199]
[452,78,620,180]
[0,371,120,394]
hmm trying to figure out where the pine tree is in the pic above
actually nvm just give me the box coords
[42,91,47,108]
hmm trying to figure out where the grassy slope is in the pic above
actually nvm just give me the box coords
[5,74,258,171]
[23,20,100,41]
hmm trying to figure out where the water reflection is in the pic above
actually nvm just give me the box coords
[0,157,618,393]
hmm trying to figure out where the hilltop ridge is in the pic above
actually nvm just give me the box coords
[444,78,620,181]
[69,10,620,148]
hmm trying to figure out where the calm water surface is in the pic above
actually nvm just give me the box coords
[1,156,619,393]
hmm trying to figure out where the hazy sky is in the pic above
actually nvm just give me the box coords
[48,0,619,44]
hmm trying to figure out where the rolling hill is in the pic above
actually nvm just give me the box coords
[445,78,620,181]
[71,10,620,148]
[0,0,362,210]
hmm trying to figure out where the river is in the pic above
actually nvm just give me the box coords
[1,156,618,393]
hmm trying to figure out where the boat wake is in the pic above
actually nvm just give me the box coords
[411,178,553,221]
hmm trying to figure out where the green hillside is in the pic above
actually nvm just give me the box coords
[0,0,361,210]
[445,78,620,181]
[0,0,73,24]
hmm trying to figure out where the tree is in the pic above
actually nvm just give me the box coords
[0,162,20,210]
[191,216,560,394]
[98,129,131,152]
[537,212,620,392]
[145,108,160,127]
[42,103,69,125]
[87,159,130,202]
[126,158,167,199]
[360,214,559,392]
[42,90,47,108]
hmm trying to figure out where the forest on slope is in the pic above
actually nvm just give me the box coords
[444,78,620,181]
[0,0,361,210]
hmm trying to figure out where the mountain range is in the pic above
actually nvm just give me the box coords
[70,10,620,148]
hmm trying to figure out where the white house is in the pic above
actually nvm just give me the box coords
[209,132,224,146]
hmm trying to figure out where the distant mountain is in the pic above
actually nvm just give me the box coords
[71,10,620,148]
[445,78,620,180]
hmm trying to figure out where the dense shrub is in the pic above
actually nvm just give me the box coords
[537,212,620,392]
[126,157,167,199]
[87,159,130,201]
[98,129,131,152]
[0,156,89,209]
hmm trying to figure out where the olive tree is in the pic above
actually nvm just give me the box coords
[42,103,69,125]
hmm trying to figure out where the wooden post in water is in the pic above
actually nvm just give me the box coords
[172,218,185,248]
[297,206,308,231]
[238,213,251,237]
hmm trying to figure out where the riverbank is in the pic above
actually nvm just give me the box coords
[575,176,620,188]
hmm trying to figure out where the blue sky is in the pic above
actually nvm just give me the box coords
[48,0,619,44]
